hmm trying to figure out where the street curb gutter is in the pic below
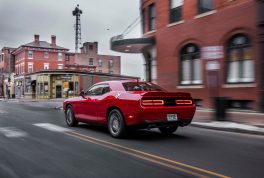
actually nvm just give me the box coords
[191,123,264,136]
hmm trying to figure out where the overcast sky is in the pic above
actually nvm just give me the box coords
[0,0,145,79]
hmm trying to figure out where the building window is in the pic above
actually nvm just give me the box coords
[170,0,183,23]
[198,0,213,14]
[28,63,33,73]
[109,71,113,74]
[58,64,63,69]
[99,70,102,73]
[98,59,102,67]
[108,59,113,68]
[58,52,63,61]
[28,50,33,59]
[44,63,49,70]
[89,58,94,65]
[89,45,93,51]
[44,51,49,58]
[180,44,202,85]
[65,54,70,61]
[141,9,146,33]
[148,4,156,31]
[226,34,254,83]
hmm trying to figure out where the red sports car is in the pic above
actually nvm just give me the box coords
[63,80,196,138]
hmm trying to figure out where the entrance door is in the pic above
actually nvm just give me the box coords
[56,85,62,98]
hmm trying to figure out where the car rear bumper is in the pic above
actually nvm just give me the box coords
[127,119,192,130]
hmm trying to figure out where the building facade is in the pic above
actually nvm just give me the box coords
[66,42,121,74]
[0,47,15,98]
[111,0,262,111]
[1,34,124,99]
[22,70,138,99]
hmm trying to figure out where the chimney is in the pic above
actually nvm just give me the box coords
[34,34,40,45]
[51,35,56,47]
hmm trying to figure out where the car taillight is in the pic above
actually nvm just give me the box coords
[176,100,193,105]
[142,100,164,106]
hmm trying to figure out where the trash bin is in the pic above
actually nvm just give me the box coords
[214,97,228,121]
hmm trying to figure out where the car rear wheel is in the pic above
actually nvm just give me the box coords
[108,109,126,138]
[66,105,78,127]
[159,126,178,135]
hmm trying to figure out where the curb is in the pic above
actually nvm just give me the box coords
[191,122,264,136]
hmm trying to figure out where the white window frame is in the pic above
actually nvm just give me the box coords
[44,63,49,70]
[28,62,33,73]
[28,50,33,59]
[58,52,63,61]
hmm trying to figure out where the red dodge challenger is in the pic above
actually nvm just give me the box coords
[63,80,196,138]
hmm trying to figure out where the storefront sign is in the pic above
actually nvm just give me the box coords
[202,46,223,60]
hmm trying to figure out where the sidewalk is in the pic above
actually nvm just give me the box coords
[192,108,264,135]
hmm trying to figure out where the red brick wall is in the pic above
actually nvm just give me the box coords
[141,0,259,110]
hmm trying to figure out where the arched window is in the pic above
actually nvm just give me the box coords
[180,44,202,85]
[226,34,254,83]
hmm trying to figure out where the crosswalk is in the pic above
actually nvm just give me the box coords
[0,123,70,138]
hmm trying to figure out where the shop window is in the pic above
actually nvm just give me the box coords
[40,83,44,94]
[148,4,156,31]
[198,0,213,14]
[226,34,254,83]
[75,82,79,93]
[180,44,202,85]
[44,82,49,94]
[170,0,183,23]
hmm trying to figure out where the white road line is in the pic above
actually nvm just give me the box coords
[0,127,28,138]
[0,110,8,114]
[33,123,72,132]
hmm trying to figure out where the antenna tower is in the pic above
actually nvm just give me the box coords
[72,4,82,53]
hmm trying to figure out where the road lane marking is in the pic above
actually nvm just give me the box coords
[33,123,72,132]
[0,127,28,138]
[0,109,8,114]
[66,131,230,178]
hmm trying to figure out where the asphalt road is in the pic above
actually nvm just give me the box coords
[0,101,263,178]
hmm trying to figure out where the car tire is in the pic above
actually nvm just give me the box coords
[159,126,178,135]
[65,105,78,127]
[108,109,126,138]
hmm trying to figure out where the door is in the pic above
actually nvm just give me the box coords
[78,84,110,122]
[56,85,62,98]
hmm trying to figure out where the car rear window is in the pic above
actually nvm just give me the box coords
[122,82,165,91]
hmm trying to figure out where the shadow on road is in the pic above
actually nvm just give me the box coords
[76,123,192,141]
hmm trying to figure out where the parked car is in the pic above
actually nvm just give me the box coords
[63,80,196,138]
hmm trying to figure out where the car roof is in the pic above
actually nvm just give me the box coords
[95,80,143,91]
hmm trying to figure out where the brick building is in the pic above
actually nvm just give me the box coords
[111,0,263,111]
[0,34,124,99]
[66,42,121,75]
[0,47,16,97]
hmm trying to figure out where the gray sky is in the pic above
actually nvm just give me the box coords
[0,0,145,79]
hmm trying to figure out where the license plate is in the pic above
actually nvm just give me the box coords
[167,114,177,121]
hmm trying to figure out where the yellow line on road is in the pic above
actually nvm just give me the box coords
[66,131,230,178]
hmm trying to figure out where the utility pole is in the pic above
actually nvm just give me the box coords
[72,4,82,53]
[258,0,264,112]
